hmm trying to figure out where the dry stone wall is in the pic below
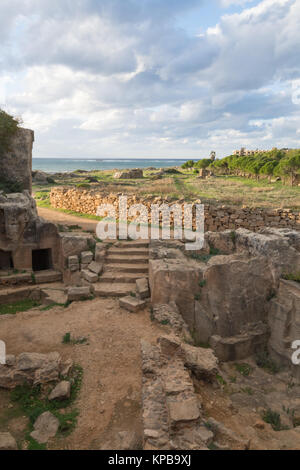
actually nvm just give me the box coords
[50,186,300,232]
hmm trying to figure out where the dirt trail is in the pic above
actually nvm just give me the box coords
[38,207,98,232]
[0,298,164,450]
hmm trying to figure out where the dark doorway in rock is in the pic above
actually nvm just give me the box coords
[32,248,52,271]
[0,250,13,270]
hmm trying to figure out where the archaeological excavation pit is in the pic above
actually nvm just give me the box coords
[32,248,53,272]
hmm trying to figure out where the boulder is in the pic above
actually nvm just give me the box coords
[30,412,59,444]
[48,381,71,401]
[181,343,219,382]
[114,169,143,179]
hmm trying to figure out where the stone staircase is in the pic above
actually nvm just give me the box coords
[94,241,149,298]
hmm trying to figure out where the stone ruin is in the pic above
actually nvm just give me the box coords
[149,227,300,380]
[0,127,34,193]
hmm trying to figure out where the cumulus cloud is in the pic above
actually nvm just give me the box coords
[0,0,299,157]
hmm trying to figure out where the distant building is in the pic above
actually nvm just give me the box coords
[210,151,216,161]
[233,148,264,156]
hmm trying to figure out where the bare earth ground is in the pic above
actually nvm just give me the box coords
[1,298,300,450]
[38,207,98,232]
[0,298,164,450]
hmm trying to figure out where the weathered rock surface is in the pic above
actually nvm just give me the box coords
[141,336,218,450]
[30,411,59,444]
[67,286,91,302]
[114,169,143,179]
[48,380,71,401]
[119,296,147,312]
[0,432,18,450]
[0,352,70,389]
[0,127,34,193]
[268,279,300,379]
[81,269,98,283]
[136,278,150,299]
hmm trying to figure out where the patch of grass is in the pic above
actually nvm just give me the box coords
[62,332,88,345]
[216,374,227,386]
[194,293,201,301]
[282,272,300,283]
[263,409,282,431]
[160,319,170,326]
[0,299,41,315]
[199,280,207,288]
[11,365,83,449]
[234,363,253,377]
[255,350,280,374]
[40,303,65,312]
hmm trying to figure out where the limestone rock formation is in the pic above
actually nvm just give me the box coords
[113,169,143,179]
[0,191,60,271]
[0,127,34,193]
[0,352,71,389]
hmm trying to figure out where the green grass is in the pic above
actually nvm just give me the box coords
[62,332,88,345]
[282,272,300,283]
[255,350,280,375]
[234,363,253,377]
[263,409,282,431]
[0,299,41,316]
[10,365,83,449]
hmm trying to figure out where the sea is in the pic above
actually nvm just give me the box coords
[32,158,187,173]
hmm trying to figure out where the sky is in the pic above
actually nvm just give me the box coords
[0,0,299,159]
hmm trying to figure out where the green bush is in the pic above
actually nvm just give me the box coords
[0,109,21,154]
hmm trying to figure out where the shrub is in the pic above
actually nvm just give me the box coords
[0,109,21,154]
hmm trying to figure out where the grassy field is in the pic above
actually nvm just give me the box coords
[33,168,300,211]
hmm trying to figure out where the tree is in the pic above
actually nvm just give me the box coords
[195,159,211,169]
[181,160,194,169]
[275,153,300,185]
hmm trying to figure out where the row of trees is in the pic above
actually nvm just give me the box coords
[182,149,300,185]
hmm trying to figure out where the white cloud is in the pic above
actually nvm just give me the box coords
[0,0,299,157]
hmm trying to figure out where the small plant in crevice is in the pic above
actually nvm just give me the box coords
[255,349,280,375]
[230,230,237,245]
[234,363,253,377]
[281,272,300,283]
[262,408,282,431]
[266,289,276,301]
[62,332,88,345]
[199,280,207,288]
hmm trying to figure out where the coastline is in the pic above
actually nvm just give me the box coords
[32,157,187,173]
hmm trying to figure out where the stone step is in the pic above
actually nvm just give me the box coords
[117,241,149,248]
[106,255,149,264]
[105,263,149,273]
[108,248,149,256]
[34,270,63,284]
[99,272,148,284]
[0,286,41,305]
[94,283,135,298]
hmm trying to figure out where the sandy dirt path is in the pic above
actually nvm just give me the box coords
[0,298,164,450]
[38,207,98,232]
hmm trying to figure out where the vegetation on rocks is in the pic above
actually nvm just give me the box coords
[0,109,21,154]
